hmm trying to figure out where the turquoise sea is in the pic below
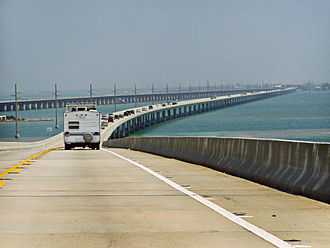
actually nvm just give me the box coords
[0,91,329,142]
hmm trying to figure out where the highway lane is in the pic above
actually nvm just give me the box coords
[0,134,63,177]
[1,146,329,247]
[111,148,330,248]
[0,147,280,248]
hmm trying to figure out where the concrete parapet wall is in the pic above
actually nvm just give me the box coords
[105,136,330,203]
[0,132,63,151]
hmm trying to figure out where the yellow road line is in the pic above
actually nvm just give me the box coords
[0,147,60,188]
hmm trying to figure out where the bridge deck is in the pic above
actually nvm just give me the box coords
[1,147,329,247]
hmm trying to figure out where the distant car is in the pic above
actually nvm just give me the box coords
[142,107,147,111]
[172,102,177,105]
[101,113,109,128]
[108,115,114,122]
[162,103,166,107]
[124,110,135,115]
[148,105,153,110]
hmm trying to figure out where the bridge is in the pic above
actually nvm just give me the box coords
[1,87,330,248]
[103,88,295,140]
[0,87,273,112]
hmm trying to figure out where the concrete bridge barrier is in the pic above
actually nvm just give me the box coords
[105,136,330,203]
[0,132,63,151]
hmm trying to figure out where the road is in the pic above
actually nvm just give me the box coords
[1,147,330,248]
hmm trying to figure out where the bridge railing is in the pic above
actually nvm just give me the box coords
[105,136,330,204]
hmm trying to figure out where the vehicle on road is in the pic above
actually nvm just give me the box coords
[63,104,101,150]
[123,110,135,116]
[101,113,109,129]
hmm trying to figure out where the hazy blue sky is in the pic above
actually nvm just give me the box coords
[1,0,329,96]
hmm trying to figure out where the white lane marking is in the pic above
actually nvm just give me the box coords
[102,148,292,248]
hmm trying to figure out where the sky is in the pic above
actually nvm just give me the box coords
[0,0,329,98]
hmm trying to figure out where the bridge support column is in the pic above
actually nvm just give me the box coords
[136,117,140,130]
[173,108,177,118]
[122,124,127,138]
[161,111,164,121]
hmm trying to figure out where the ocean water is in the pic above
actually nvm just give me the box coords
[0,91,329,142]
[136,91,330,142]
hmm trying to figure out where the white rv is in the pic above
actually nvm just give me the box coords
[63,104,101,150]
